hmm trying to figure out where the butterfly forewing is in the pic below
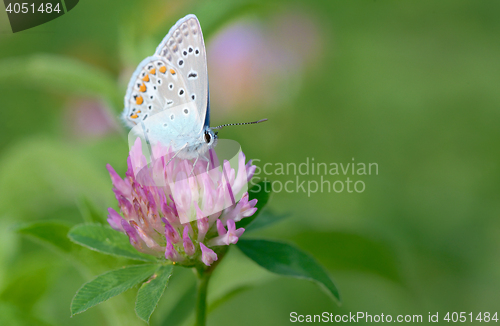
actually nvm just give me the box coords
[155,14,209,129]
[123,57,194,127]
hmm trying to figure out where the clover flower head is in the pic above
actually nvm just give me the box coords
[106,138,257,267]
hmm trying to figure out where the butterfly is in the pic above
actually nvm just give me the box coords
[122,14,266,170]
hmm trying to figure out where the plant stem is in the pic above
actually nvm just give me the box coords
[195,269,212,326]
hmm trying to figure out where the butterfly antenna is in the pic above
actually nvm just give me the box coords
[212,119,268,130]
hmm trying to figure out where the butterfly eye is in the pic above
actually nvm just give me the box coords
[204,132,211,144]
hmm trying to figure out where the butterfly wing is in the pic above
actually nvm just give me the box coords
[123,14,209,151]
[155,14,209,129]
[123,56,193,125]
[123,55,204,149]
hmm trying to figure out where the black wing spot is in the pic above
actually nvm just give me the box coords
[153,86,157,90]
[143,114,148,121]
[179,89,184,96]
[195,49,200,55]
[170,114,174,120]
[169,83,173,90]
[188,72,198,79]
[188,46,193,53]
[178,59,184,67]
[191,94,196,100]
[148,105,152,110]
[183,50,188,56]
[184,109,189,114]
[158,79,162,84]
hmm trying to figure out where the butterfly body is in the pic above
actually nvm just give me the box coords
[123,14,216,161]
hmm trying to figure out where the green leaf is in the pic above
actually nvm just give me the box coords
[237,239,341,303]
[71,264,158,316]
[135,264,173,323]
[0,55,122,111]
[15,220,137,277]
[16,221,76,253]
[244,211,290,233]
[236,181,272,229]
[68,223,157,262]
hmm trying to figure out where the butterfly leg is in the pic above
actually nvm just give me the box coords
[198,154,211,173]
[165,143,188,167]
[189,155,200,177]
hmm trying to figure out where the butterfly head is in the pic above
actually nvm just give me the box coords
[203,127,218,148]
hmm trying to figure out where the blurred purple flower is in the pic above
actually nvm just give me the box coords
[63,99,118,139]
[208,10,323,115]
[106,138,257,266]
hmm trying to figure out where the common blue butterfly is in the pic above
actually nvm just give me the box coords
[122,14,266,169]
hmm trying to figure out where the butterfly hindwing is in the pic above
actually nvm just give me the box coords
[123,56,194,128]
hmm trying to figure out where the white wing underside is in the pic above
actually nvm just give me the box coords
[123,15,209,155]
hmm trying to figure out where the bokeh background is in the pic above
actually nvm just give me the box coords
[1,0,500,325]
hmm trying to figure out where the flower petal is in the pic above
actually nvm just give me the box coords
[200,243,218,266]
[107,207,124,232]
[183,226,196,256]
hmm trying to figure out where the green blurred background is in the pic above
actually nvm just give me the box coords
[1,0,500,325]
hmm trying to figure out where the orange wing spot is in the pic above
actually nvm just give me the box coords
[159,66,167,73]
[142,75,150,82]
[169,69,176,75]
[136,96,143,105]
[131,114,138,119]
[137,110,141,113]
[139,84,147,92]
[149,68,156,75]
